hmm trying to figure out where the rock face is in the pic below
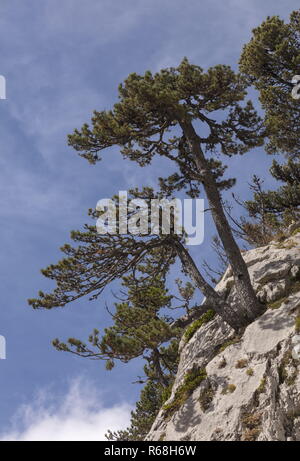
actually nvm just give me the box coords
[147,231,300,441]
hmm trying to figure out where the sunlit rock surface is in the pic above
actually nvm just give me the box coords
[147,231,300,441]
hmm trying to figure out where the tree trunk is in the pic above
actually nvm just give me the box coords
[152,348,169,388]
[174,239,251,331]
[178,118,263,324]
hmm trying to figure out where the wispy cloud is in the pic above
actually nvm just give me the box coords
[151,0,297,71]
[0,377,132,441]
[0,0,299,436]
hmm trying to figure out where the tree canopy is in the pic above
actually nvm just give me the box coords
[239,9,300,245]
[29,59,266,331]
[240,10,300,158]
[28,12,300,440]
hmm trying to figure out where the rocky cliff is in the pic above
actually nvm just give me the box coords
[147,227,300,441]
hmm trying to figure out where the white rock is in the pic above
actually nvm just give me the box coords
[292,344,300,361]
[147,232,300,442]
[292,335,300,345]
[290,265,300,279]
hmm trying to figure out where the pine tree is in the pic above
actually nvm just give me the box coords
[68,59,265,323]
[239,10,300,245]
[52,249,182,387]
[29,59,265,330]
[53,250,184,441]
[239,9,300,158]
[242,159,300,245]
[105,380,169,441]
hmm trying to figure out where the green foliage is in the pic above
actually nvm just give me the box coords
[267,275,300,311]
[222,383,236,394]
[275,239,297,250]
[29,56,268,438]
[246,368,254,377]
[267,296,288,310]
[161,382,173,404]
[69,58,264,168]
[240,10,300,158]
[217,337,241,353]
[53,258,183,389]
[241,161,300,246]
[51,254,185,441]
[278,350,298,386]
[290,280,300,295]
[28,202,177,310]
[228,384,236,393]
[175,279,195,315]
[29,57,266,334]
[295,316,300,333]
[291,228,300,237]
[162,366,207,420]
[105,380,166,441]
[257,378,266,394]
[184,309,216,342]
[239,10,300,245]
[199,383,215,411]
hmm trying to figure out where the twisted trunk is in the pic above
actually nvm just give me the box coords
[174,240,251,331]
[178,118,262,325]
[152,348,169,388]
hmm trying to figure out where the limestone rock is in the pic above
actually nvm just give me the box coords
[146,233,300,441]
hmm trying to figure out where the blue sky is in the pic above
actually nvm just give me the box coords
[0,0,298,440]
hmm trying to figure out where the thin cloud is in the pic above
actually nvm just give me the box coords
[0,377,132,441]
[151,0,297,71]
